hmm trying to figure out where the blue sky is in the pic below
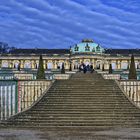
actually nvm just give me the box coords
[0,0,140,49]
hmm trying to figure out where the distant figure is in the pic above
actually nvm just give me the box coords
[83,64,87,74]
[87,64,90,71]
[90,65,94,73]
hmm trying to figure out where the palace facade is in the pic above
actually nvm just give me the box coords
[1,39,140,70]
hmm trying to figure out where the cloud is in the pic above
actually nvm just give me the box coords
[0,0,140,49]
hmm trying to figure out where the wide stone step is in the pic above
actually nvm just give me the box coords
[22,112,140,117]
[45,95,126,98]
[50,88,120,90]
[55,81,115,83]
[43,93,126,96]
[33,105,136,109]
[40,101,131,104]
[52,85,118,87]
[45,97,127,100]
[14,115,138,119]
[43,99,128,102]
[16,112,140,117]
[7,119,140,124]
[47,91,122,94]
[3,121,140,127]
[45,96,125,99]
[35,103,132,107]
[48,90,121,93]
[54,84,115,86]
[49,87,120,89]
[46,92,123,95]
[29,109,140,113]
[42,94,128,99]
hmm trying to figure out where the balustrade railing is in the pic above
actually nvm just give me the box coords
[0,80,52,120]
[53,74,70,79]
[0,73,70,80]
[103,74,121,80]
[119,80,140,107]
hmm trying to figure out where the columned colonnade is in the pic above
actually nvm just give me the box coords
[0,55,140,70]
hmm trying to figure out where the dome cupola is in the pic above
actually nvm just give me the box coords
[71,39,104,54]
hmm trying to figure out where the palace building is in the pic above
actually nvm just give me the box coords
[1,39,140,70]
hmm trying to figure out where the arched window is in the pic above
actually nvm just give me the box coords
[75,46,79,51]
[96,45,100,51]
[85,44,90,51]
[92,48,95,52]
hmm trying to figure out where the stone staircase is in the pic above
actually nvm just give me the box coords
[1,72,140,129]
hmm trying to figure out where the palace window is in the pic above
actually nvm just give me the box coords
[92,48,95,52]
[96,45,100,51]
[75,46,79,51]
[85,45,90,51]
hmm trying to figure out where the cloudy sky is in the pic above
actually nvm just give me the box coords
[0,0,140,49]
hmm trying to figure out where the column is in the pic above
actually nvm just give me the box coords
[8,60,11,68]
[116,60,121,70]
[31,60,35,69]
[20,60,24,69]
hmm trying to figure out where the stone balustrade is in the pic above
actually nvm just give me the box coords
[118,80,140,107]
[0,80,53,120]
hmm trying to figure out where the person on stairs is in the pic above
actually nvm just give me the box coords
[90,65,94,73]
[83,64,87,74]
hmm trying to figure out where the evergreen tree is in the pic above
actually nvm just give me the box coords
[36,55,45,79]
[61,63,65,74]
[128,54,137,80]
[109,63,113,74]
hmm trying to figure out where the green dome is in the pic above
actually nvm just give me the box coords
[71,39,104,54]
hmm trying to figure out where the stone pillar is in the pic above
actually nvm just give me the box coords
[31,60,34,69]
[43,60,46,69]
[71,60,74,70]
[104,60,108,70]
[65,60,68,69]
[52,60,55,69]
[20,60,24,68]
[8,60,11,68]
[116,60,121,70]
